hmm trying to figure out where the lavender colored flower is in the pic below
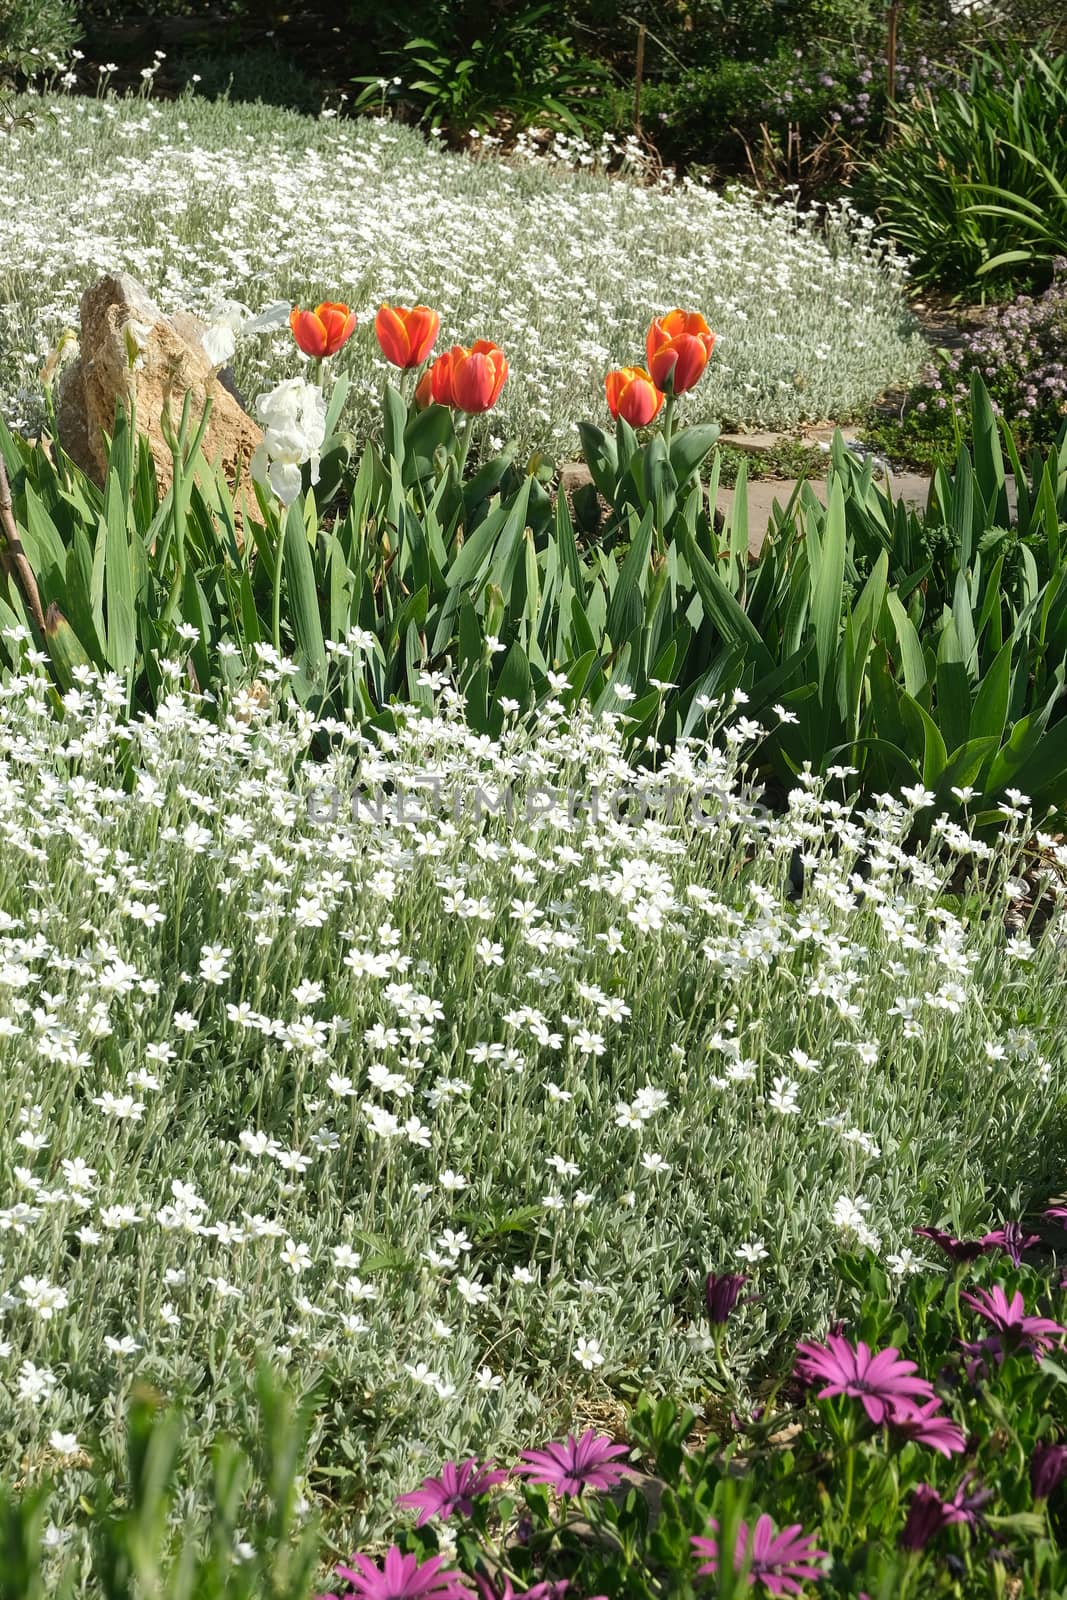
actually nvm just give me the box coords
[514,1430,632,1497]
[705,1271,749,1325]
[961,1285,1066,1361]
[793,1334,936,1425]
[398,1458,508,1525]
[1031,1442,1067,1502]
[692,1513,828,1595]
[887,1399,967,1457]
[979,1223,1039,1266]
[333,1547,474,1600]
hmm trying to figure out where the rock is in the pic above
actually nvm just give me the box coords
[55,273,263,524]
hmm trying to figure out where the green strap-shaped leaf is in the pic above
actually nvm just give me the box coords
[282,498,326,690]
[812,475,846,695]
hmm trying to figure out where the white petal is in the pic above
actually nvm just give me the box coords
[268,460,302,506]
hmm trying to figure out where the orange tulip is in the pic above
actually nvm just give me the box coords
[645,309,715,396]
[605,366,664,427]
[289,301,357,359]
[374,303,441,369]
[413,367,435,410]
[429,340,508,414]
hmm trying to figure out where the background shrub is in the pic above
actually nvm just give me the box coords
[853,45,1067,297]
[0,0,78,71]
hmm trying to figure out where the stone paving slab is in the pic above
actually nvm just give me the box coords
[716,471,933,557]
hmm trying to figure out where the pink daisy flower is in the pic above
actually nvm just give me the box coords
[692,1513,828,1594]
[398,1458,508,1525]
[332,1547,474,1600]
[793,1334,935,1424]
[514,1430,632,1497]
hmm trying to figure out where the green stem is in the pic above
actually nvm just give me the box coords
[662,393,676,452]
[272,506,286,658]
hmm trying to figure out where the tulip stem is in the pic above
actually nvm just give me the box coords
[456,414,474,484]
[272,508,286,659]
[663,394,676,453]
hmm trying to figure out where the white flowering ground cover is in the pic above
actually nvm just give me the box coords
[0,94,923,455]
[0,652,1064,1580]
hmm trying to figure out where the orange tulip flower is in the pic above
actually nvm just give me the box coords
[605,366,664,427]
[289,301,357,360]
[374,303,441,369]
[645,309,716,396]
[428,340,508,414]
[413,367,435,410]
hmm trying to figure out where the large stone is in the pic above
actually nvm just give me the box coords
[55,274,262,522]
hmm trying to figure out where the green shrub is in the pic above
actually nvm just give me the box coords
[352,0,607,139]
[172,46,323,115]
[0,0,78,71]
[854,45,1067,296]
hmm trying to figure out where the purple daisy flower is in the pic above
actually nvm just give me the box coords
[899,1484,965,1552]
[793,1334,936,1425]
[333,1548,474,1600]
[886,1399,967,1457]
[692,1513,828,1594]
[961,1285,1066,1361]
[705,1271,750,1325]
[398,1458,508,1525]
[514,1430,632,1497]
[1031,1442,1067,1502]
[913,1226,984,1263]
[979,1224,1039,1266]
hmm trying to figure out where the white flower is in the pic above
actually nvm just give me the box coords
[573,1335,605,1370]
[200,298,291,367]
[251,377,328,507]
[18,1275,68,1319]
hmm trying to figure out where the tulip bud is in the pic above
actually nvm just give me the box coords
[429,340,508,414]
[604,366,663,427]
[646,309,715,396]
[375,303,441,369]
[289,301,357,360]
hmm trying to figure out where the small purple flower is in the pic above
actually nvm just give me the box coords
[692,1513,828,1595]
[979,1223,1039,1266]
[945,1471,993,1530]
[899,1484,966,1552]
[794,1334,936,1425]
[913,1226,984,1263]
[705,1271,750,1325]
[398,1458,508,1525]
[333,1547,474,1600]
[514,1430,632,1497]
[1031,1442,1067,1502]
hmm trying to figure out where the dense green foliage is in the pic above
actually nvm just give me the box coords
[855,46,1067,296]
[0,0,78,70]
